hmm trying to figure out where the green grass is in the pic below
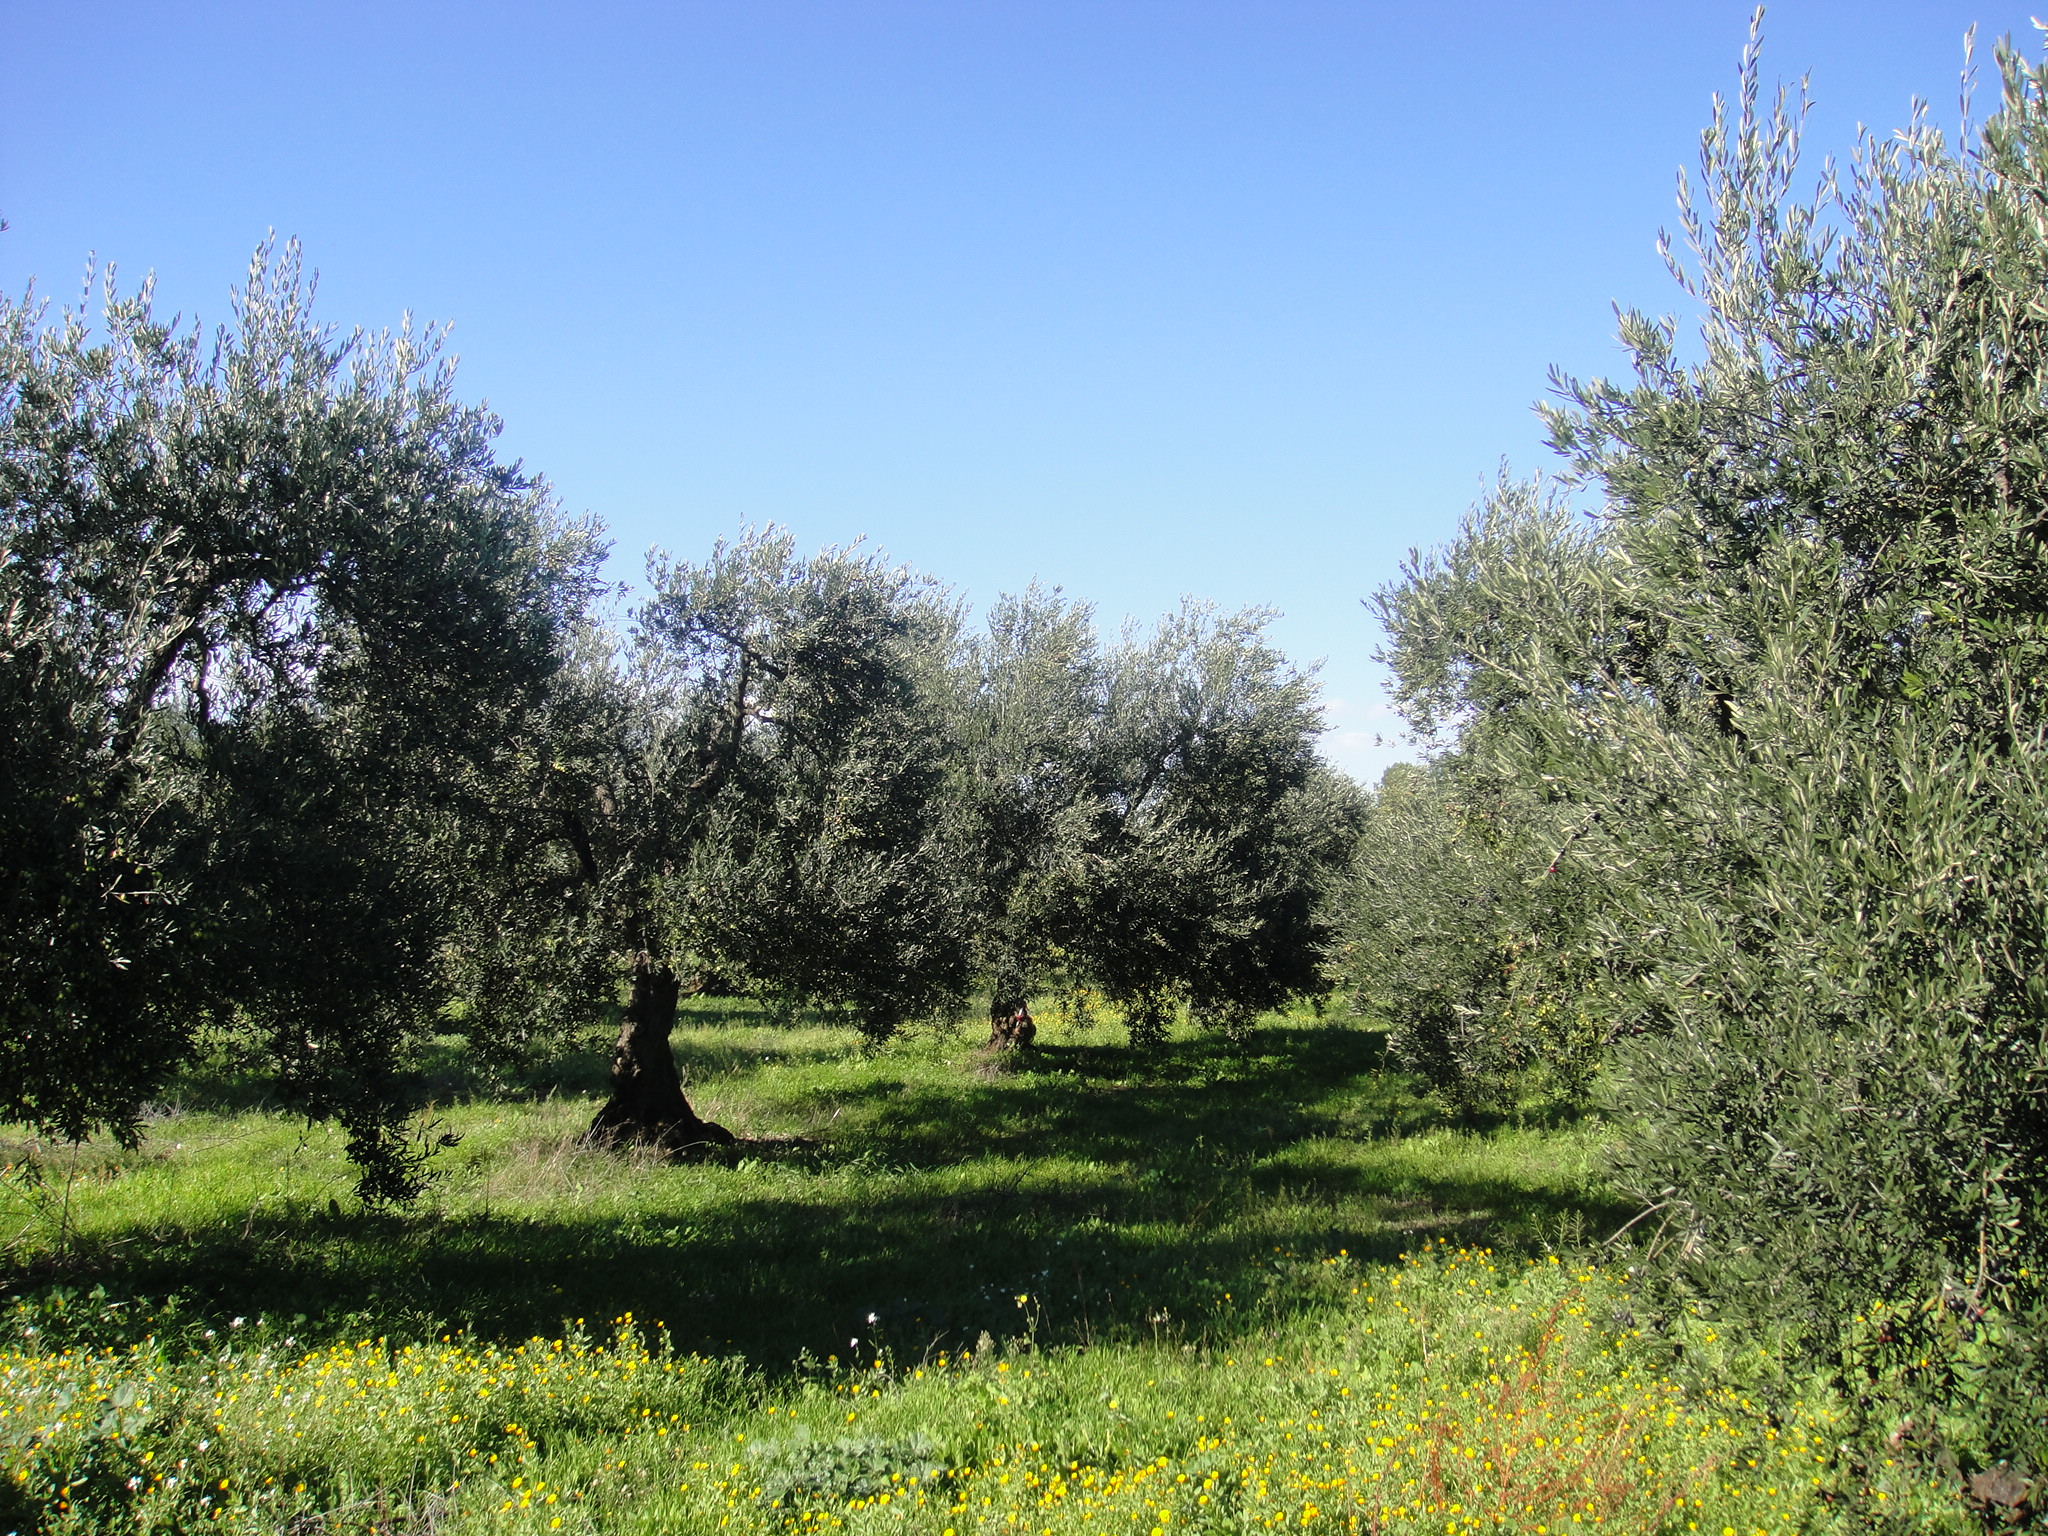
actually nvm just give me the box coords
[0,1007,1972,1532]
[0,1005,1623,1365]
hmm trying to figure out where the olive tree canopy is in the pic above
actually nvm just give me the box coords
[0,243,600,1198]
[1364,28,2048,1463]
[953,592,1357,1048]
[445,529,969,1149]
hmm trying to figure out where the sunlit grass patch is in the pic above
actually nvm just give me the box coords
[0,1315,748,1532]
[0,1244,1957,1534]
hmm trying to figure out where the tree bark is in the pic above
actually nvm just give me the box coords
[987,995,1037,1050]
[587,955,735,1151]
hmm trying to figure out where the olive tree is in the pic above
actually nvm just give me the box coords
[447,529,968,1149]
[1373,27,2048,1468]
[0,242,599,1199]
[950,594,1354,1050]
[1077,602,1357,1046]
[1361,480,1621,1106]
[950,584,1106,1033]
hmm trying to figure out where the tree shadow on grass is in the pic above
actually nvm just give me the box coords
[827,1026,1587,1174]
[3,1022,1629,1370]
[153,996,858,1117]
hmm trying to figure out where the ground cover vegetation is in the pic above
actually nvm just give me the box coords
[1,1009,1928,1535]
[1345,22,2048,1507]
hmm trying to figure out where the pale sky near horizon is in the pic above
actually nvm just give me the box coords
[1,3,2031,782]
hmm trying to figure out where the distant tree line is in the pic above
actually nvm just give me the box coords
[1343,34,2048,1476]
[0,243,1358,1203]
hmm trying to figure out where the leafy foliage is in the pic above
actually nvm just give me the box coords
[951,585,1105,1021]
[1082,604,1358,1041]
[1365,24,2048,1471]
[0,242,598,1197]
[653,533,970,1039]
[2,236,1355,1187]
[449,529,970,1059]
[952,593,1356,1047]
[1341,758,1603,1108]
[748,1428,945,1509]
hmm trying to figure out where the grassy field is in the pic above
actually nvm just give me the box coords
[0,1005,1965,1533]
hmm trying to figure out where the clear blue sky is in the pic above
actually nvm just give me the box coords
[1,2,2028,780]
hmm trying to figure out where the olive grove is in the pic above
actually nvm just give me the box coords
[3,245,1357,1190]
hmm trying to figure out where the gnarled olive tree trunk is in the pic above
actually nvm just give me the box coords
[586,955,734,1151]
[986,994,1036,1050]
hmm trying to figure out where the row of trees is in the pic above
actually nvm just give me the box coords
[1345,32,2048,1469]
[0,244,1356,1200]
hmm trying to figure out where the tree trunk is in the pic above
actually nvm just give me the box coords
[987,994,1037,1050]
[587,956,735,1152]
